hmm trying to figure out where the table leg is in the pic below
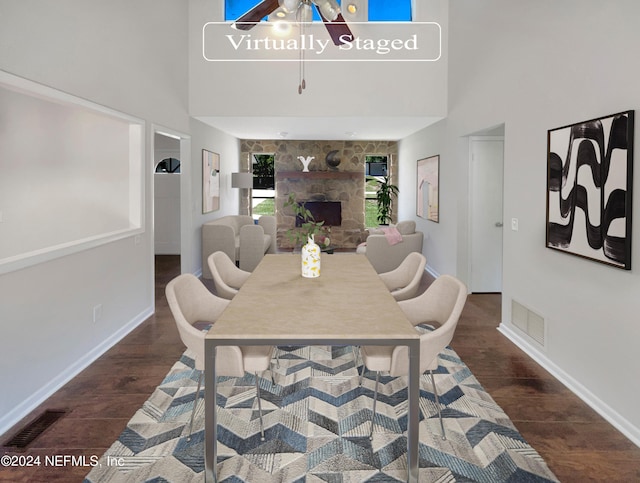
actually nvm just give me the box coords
[407,339,420,482]
[205,341,217,483]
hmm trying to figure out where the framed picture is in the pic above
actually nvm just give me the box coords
[202,149,220,213]
[546,110,634,269]
[417,155,439,222]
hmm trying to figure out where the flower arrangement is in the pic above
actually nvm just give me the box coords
[314,233,331,248]
[284,193,330,248]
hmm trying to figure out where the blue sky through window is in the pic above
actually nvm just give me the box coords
[225,0,412,22]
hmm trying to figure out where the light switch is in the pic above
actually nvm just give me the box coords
[511,218,519,231]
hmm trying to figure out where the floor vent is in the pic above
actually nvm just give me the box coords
[2,410,66,450]
[511,299,545,347]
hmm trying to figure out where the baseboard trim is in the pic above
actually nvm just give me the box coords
[0,307,153,438]
[498,322,640,448]
[425,264,440,279]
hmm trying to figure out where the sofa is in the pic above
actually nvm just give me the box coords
[202,215,276,276]
[357,220,424,273]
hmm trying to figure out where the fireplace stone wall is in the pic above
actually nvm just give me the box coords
[240,139,398,249]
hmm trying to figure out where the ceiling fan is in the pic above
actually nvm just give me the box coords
[233,0,354,46]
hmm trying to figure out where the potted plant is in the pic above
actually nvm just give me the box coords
[283,193,330,248]
[370,175,399,225]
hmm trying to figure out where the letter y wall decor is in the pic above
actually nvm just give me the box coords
[546,110,634,269]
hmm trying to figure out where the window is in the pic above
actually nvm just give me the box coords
[155,158,180,173]
[251,153,275,217]
[368,0,412,21]
[365,155,389,228]
[225,0,412,22]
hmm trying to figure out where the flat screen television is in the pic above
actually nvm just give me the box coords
[366,161,387,176]
[296,201,342,227]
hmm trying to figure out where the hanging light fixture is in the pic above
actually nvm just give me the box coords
[255,0,352,94]
[297,0,313,94]
[280,0,299,13]
[314,0,340,21]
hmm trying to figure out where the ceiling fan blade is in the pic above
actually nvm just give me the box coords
[316,10,354,46]
[233,0,280,30]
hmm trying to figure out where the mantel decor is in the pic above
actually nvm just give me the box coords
[546,110,634,269]
[202,149,220,213]
[276,171,361,180]
[298,155,314,172]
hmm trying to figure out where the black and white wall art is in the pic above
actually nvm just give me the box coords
[546,110,634,269]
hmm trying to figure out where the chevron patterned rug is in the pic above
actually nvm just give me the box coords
[84,329,559,482]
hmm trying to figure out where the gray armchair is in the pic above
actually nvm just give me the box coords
[202,215,276,276]
[357,221,424,273]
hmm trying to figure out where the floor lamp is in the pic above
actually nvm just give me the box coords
[231,172,253,216]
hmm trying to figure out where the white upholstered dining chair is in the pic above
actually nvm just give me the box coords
[207,251,251,300]
[351,252,427,365]
[207,251,282,367]
[378,251,427,302]
[359,274,467,440]
[165,273,274,441]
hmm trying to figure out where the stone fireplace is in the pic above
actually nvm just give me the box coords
[240,139,398,249]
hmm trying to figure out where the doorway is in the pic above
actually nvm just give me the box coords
[469,135,504,293]
[152,127,192,278]
[154,132,181,256]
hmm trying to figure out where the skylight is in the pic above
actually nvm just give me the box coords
[225,0,412,22]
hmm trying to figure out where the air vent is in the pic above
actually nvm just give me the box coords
[511,299,545,347]
[2,410,66,450]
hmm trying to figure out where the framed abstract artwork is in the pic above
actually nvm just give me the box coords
[417,155,439,222]
[546,110,634,269]
[202,149,220,213]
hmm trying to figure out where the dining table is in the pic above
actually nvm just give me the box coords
[204,253,421,482]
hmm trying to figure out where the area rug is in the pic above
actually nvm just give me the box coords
[84,330,559,482]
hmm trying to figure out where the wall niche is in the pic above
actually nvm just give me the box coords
[240,139,398,249]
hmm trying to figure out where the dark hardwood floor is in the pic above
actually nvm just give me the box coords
[1,254,639,482]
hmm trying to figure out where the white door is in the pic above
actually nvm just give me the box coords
[470,137,504,292]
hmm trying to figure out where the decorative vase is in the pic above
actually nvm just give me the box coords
[298,155,314,172]
[325,150,341,169]
[301,235,321,278]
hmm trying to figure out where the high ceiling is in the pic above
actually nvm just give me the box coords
[202,1,434,141]
[197,115,442,141]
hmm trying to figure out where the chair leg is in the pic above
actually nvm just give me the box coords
[359,362,366,386]
[352,345,360,366]
[255,372,266,441]
[369,371,380,441]
[429,370,446,440]
[187,371,203,441]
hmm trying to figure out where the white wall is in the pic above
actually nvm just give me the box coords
[402,0,640,445]
[186,118,242,276]
[0,0,190,435]
[398,120,451,277]
[0,81,142,264]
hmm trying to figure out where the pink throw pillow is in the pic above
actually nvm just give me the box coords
[382,226,403,246]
